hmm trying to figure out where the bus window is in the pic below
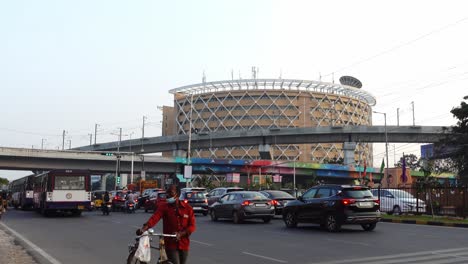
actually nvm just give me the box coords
[55,176,85,190]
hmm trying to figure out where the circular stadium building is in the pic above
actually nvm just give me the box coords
[163,77,376,164]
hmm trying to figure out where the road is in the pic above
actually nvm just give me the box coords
[2,209,468,264]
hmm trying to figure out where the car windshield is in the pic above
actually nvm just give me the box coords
[343,188,373,199]
[240,192,267,200]
[185,192,205,199]
[391,190,415,199]
[265,191,294,199]
[227,188,244,193]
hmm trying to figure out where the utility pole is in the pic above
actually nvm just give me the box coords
[411,101,415,126]
[88,134,92,146]
[118,127,122,152]
[67,140,71,150]
[94,124,99,145]
[41,139,46,150]
[186,93,195,188]
[373,111,389,187]
[141,116,147,152]
[62,130,66,150]
[397,108,400,126]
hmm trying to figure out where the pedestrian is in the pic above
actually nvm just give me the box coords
[0,195,4,220]
[139,184,196,264]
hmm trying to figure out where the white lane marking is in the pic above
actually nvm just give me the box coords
[191,239,213,246]
[311,247,468,264]
[326,238,370,247]
[242,251,288,263]
[110,220,121,224]
[131,225,141,229]
[0,222,62,264]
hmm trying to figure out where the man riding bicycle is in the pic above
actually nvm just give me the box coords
[139,185,196,264]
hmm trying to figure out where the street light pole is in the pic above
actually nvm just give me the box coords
[94,124,99,145]
[41,139,46,150]
[186,92,195,188]
[373,111,389,187]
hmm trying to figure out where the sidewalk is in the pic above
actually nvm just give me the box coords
[0,226,38,264]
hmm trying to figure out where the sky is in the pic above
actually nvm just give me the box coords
[1,0,468,181]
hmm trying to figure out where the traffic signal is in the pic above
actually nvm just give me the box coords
[101,153,113,156]
[116,176,121,184]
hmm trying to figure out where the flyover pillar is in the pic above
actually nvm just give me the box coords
[258,144,273,160]
[343,142,357,166]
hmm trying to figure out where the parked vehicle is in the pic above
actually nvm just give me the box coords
[209,191,275,224]
[282,185,381,232]
[259,190,296,215]
[180,189,208,216]
[372,189,426,215]
[143,191,166,213]
[206,187,244,206]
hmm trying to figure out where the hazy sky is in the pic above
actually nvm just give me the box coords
[1,0,468,181]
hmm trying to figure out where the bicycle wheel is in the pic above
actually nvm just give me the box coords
[126,248,147,264]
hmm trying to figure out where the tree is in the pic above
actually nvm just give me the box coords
[0,177,9,186]
[414,159,441,218]
[441,96,468,184]
[396,154,420,170]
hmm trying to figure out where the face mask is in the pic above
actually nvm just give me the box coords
[167,197,176,204]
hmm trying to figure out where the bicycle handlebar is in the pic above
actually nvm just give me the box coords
[136,232,177,239]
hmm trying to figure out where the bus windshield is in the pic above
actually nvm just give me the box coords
[55,176,86,190]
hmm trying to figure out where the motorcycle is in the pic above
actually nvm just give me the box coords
[102,202,111,215]
[126,201,136,214]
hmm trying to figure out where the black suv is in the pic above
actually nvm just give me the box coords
[180,189,209,216]
[282,184,381,232]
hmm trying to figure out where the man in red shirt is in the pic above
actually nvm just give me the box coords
[139,185,196,264]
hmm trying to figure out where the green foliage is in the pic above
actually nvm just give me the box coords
[442,96,468,184]
[0,177,9,186]
[323,157,344,165]
[194,175,215,190]
[396,154,420,170]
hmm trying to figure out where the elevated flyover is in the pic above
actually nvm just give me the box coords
[74,125,452,154]
[0,147,177,173]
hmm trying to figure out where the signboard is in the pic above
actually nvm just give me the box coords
[184,165,193,179]
[141,171,146,180]
[226,173,240,183]
[273,174,282,183]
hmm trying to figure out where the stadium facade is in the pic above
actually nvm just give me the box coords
[162,77,376,164]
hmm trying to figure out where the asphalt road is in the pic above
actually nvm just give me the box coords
[2,209,468,264]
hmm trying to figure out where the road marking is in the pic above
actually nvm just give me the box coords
[110,220,121,224]
[242,251,288,263]
[326,238,370,247]
[191,239,213,246]
[0,222,62,264]
[311,247,468,264]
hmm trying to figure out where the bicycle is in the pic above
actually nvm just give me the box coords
[127,229,177,264]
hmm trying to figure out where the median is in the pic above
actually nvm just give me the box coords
[381,214,468,228]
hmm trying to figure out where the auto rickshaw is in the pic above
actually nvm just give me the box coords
[92,191,106,210]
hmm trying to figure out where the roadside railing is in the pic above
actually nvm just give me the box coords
[375,186,467,219]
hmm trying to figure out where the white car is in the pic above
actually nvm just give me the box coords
[372,189,426,215]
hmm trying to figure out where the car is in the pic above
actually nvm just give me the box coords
[259,190,296,215]
[371,189,426,215]
[143,191,167,213]
[180,189,209,216]
[138,188,163,208]
[109,190,127,211]
[206,187,244,206]
[209,191,275,224]
[282,184,381,232]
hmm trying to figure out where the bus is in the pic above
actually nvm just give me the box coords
[9,174,35,209]
[33,169,92,216]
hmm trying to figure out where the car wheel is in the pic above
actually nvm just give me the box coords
[284,211,297,228]
[233,211,242,224]
[392,206,402,215]
[263,217,272,223]
[325,214,341,232]
[361,223,377,231]
[210,210,218,221]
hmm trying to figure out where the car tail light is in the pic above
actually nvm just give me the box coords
[373,199,380,205]
[204,199,208,204]
[342,198,356,205]
[183,199,188,204]
[271,200,278,206]
[242,200,252,206]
